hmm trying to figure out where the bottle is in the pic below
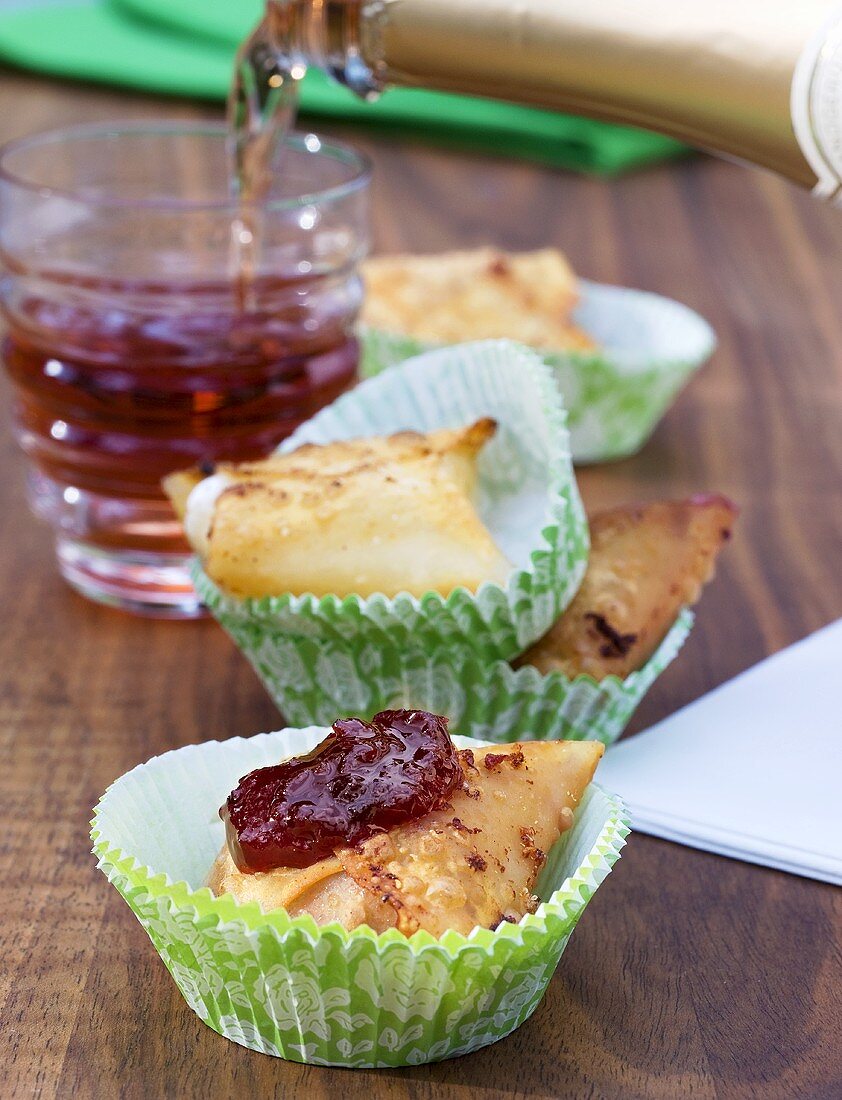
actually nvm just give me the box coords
[260,0,842,199]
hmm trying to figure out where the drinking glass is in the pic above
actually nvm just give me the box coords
[0,121,370,616]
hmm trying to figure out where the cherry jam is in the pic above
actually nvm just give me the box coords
[222,710,462,872]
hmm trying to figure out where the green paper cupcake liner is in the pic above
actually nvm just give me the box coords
[195,565,693,743]
[360,279,716,463]
[92,728,629,1067]
[195,339,589,664]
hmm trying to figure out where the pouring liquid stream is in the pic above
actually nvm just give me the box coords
[227,5,306,313]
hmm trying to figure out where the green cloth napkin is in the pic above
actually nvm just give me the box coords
[0,0,687,175]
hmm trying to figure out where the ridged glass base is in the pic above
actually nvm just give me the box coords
[56,539,206,619]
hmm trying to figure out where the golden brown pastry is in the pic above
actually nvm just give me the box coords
[163,419,511,600]
[361,247,595,351]
[208,729,602,938]
[517,495,737,680]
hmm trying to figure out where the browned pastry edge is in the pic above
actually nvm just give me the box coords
[516,494,738,680]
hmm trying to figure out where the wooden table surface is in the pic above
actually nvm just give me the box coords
[1,70,840,1100]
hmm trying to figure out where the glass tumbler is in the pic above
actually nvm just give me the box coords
[0,122,370,617]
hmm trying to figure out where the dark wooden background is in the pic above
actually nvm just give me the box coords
[1,71,840,1100]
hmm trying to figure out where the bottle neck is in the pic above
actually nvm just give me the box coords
[267,0,383,100]
[273,0,842,196]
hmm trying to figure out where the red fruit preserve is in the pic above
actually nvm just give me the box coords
[222,710,463,872]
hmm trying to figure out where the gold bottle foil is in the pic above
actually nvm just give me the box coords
[360,0,840,188]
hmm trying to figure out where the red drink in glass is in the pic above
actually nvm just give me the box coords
[0,123,370,615]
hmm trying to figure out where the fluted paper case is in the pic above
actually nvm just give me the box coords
[195,568,693,744]
[92,728,629,1067]
[361,280,716,463]
[194,339,589,666]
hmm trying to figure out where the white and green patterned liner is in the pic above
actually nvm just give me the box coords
[195,564,693,744]
[195,340,589,665]
[360,280,716,464]
[92,728,629,1068]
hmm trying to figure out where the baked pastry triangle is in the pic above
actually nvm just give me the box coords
[208,738,603,937]
[518,495,737,679]
[164,418,511,599]
[362,247,594,351]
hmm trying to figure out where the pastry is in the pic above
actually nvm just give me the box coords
[208,709,603,937]
[361,247,595,351]
[164,419,511,599]
[518,495,737,679]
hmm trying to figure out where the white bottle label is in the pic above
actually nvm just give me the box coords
[792,5,842,201]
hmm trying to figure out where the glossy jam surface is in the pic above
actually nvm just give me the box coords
[222,710,463,872]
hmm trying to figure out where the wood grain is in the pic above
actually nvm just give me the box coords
[0,70,840,1100]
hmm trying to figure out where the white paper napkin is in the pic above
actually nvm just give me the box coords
[597,619,842,885]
